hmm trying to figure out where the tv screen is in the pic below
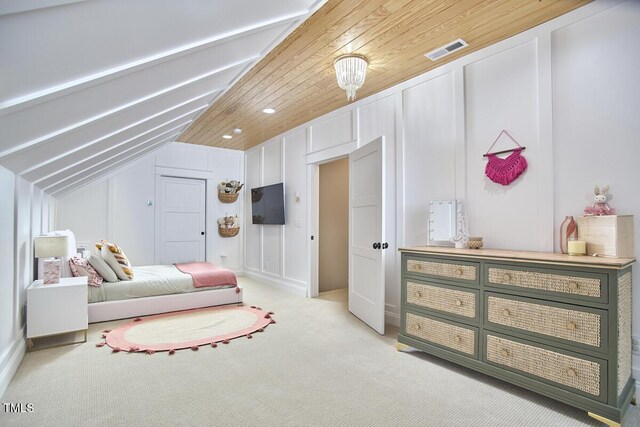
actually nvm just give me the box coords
[251,183,285,225]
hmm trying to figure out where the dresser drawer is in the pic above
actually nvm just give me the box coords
[404,311,477,358]
[485,263,608,304]
[405,255,479,285]
[485,333,607,401]
[406,281,478,320]
[485,293,606,351]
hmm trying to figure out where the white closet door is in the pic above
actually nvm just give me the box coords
[349,136,386,334]
[159,176,206,264]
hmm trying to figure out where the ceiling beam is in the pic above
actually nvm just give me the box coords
[0,58,253,159]
[49,135,179,197]
[36,120,192,188]
[0,12,307,116]
[5,94,212,175]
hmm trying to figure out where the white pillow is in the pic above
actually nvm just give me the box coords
[101,245,132,281]
[86,252,119,282]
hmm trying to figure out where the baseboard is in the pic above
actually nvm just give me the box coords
[0,330,26,399]
[385,310,400,328]
[244,270,307,297]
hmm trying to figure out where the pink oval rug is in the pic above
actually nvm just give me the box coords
[100,305,275,354]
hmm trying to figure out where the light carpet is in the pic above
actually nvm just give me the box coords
[1,276,638,426]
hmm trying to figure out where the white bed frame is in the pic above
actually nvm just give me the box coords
[88,286,243,323]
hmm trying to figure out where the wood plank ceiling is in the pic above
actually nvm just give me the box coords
[180,0,590,151]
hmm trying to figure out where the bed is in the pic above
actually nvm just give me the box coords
[87,264,242,323]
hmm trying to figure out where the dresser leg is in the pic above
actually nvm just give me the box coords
[631,391,637,406]
[396,342,410,352]
[26,339,33,351]
[587,412,620,427]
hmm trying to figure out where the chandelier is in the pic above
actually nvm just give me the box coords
[333,54,368,101]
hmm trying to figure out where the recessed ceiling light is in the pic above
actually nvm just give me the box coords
[262,108,276,114]
[233,128,242,134]
[222,134,232,139]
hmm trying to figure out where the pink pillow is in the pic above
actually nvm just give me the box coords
[69,256,103,287]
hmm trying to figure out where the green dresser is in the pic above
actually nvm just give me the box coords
[397,247,635,426]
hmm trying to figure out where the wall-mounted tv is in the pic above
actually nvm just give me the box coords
[251,183,285,225]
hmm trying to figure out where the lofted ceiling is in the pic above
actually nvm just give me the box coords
[0,0,325,197]
[180,0,590,151]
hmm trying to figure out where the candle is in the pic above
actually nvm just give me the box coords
[567,239,586,256]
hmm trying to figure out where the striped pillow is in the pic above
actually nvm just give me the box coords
[96,240,134,280]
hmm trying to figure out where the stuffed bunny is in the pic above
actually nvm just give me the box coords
[584,185,616,216]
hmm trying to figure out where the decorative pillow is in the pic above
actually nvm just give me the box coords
[86,252,119,282]
[97,240,134,280]
[69,256,103,287]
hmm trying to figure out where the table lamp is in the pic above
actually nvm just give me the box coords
[34,235,71,284]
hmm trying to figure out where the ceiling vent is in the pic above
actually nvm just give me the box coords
[425,39,468,61]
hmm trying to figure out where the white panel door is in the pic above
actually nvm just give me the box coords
[159,176,206,264]
[349,136,385,334]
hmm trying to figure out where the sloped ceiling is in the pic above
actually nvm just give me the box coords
[180,0,590,151]
[0,0,325,197]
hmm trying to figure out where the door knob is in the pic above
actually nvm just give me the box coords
[382,242,389,249]
[201,232,205,236]
[372,242,381,249]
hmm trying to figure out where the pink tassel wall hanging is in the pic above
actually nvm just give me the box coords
[483,130,528,186]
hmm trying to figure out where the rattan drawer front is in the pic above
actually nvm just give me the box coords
[406,258,477,283]
[487,266,602,299]
[486,335,603,397]
[405,312,476,356]
[487,296,602,348]
[406,282,476,318]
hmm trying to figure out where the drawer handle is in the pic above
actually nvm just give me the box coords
[502,273,512,281]
[415,291,422,298]
[500,348,510,357]
[415,264,423,270]
[455,268,463,276]
[566,321,577,331]
[454,299,463,307]
[502,308,511,317]
[568,281,579,291]
[413,323,421,331]
[454,335,462,343]
[566,368,577,378]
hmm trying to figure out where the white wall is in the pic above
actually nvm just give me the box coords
[244,0,640,366]
[0,165,56,398]
[56,142,244,271]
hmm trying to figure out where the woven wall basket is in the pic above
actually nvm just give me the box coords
[218,226,240,238]
[218,192,239,203]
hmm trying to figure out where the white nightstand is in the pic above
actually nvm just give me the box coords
[27,276,88,350]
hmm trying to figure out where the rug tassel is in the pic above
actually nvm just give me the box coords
[133,317,142,322]
[247,334,252,339]
[264,314,271,319]
[147,349,155,355]
[102,329,111,333]
[250,305,256,309]
[211,342,217,348]
[96,342,106,347]
[129,346,139,352]
[222,339,230,344]
[269,319,276,324]
[191,346,199,351]
[168,349,175,355]
[102,334,107,338]
[267,311,274,315]
[112,347,121,353]
[257,328,264,333]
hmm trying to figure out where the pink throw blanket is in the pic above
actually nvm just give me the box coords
[174,262,237,289]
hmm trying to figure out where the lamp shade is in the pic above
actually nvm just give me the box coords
[34,235,71,258]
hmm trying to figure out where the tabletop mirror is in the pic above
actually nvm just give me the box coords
[428,200,463,246]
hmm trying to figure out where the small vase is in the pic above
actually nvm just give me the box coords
[559,216,578,254]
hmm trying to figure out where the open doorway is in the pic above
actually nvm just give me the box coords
[318,157,349,299]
